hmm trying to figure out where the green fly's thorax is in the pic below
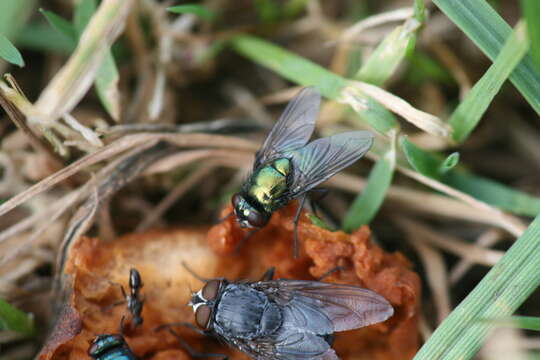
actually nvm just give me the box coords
[247,158,292,212]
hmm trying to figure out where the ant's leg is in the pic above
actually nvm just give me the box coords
[120,285,127,299]
[292,194,308,259]
[102,282,127,311]
[119,315,127,335]
[102,299,126,312]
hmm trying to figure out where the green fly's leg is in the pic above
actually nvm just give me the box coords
[308,188,329,216]
[292,194,308,258]
[217,211,234,223]
[233,228,260,255]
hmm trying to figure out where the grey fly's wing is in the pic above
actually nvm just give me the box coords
[285,131,373,197]
[254,280,393,333]
[272,328,339,360]
[230,331,338,360]
[254,87,320,168]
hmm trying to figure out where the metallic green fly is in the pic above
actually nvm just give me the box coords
[232,87,373,257]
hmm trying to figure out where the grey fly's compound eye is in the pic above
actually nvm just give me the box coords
[202,280,221,301]
[195,304,212,329]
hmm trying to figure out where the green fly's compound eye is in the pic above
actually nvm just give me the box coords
[247,210,267,228]
[232,193,241,208]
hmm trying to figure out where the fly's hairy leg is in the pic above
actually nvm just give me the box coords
[167,328,228,360]
[233,228,261,255]
[292,194,308,258]
[259,267,275,281]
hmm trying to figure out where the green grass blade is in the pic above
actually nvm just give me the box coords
[414,0,426,23]
[343,90,400,136]
[73,0,120,121]
[231,35,400,136]
[444,171,540,216]
[439,152,459,174]
[413,214,540,360]
[522,0,540,71]
[406,51,454,85]
[401,137,461,178]
[308,214,335,231]
[167,4,215,20]
[17,22,75,53]
[485,316,540,331]
[284,0,309,18]
[39,9,77,44]
[401,136,442,179]
[449,20,528,143]
[432,0,540,115]
[0,299,35,335]
[74,0,97,34]
[343,133,397,232]
[95,52,120,120]
[0,0,36,40]
[0,35,24,67]
[400,136,540,216]
[231,35,346,98]
[355,18,421,86]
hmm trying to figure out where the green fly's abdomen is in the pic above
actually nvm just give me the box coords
[88,335,137,360]
[248,158,291,211]
[96,348,135,360]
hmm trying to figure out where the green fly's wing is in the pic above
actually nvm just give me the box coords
[287,131,373,196]
[254,87,320,168]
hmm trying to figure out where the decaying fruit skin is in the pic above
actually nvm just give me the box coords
[40,203,420,360]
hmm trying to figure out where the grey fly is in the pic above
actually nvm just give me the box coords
[186,266,393,360]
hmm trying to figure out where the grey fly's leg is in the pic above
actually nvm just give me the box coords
[317,266,347,281]
[260,267,275,281]
[292,194,308,259]
[154,322,207,336]
[168,328,228,360]
[233,228,260,255]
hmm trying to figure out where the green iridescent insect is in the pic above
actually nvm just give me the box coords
[88,334,137,360]
[232,87,373,257]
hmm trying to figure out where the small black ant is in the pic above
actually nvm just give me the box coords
[109,268,144,333]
